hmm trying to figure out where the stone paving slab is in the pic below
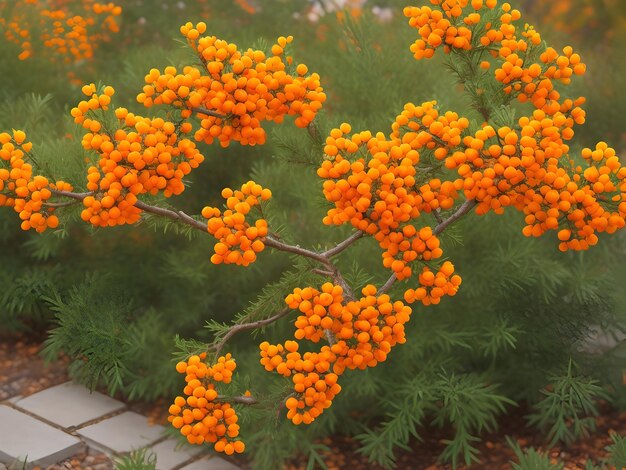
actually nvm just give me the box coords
[14,382,126,429]
[179,456,240,470]
[147,438,203,470]
[0,405,84,468]
[78,411,164,454]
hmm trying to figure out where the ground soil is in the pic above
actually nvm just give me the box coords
[1,333,625,470]
[286,403,626,469]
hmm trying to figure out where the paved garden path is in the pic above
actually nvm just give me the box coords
[0,382,240,470]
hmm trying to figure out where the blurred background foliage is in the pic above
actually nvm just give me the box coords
[1,0,625,468]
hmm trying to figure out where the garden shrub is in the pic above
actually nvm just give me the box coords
[0,1,625,468]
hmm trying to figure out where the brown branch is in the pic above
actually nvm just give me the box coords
[213,308,292,357]
[434,199,477,236]
[51,189,357,339]
[433,209,444,225]
[264,236,330,264]
[325,329,336,346]
[322,230,364,258]
[133,200,207,232]
[51,189,209,232]
[217,395,258,405]
[191,106,229,120]
[312,268,334,276]
[43,199,83,208]
[50,189,93,200]
[379,273,397,295]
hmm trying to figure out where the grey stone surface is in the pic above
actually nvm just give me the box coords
[179,456,240,470]
[77,411,164,454]
[0,405,84,468]
[14,382,125,428]
[147,439,203,470]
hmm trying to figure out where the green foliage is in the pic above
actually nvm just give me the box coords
[357,371,513,469]
[507,432,626,470]
[508,438,563,470]
[114,447,157,470]
[606,433,626,470]
[528,361,608,447]
[42,274,136,395]
[434,372,514,467]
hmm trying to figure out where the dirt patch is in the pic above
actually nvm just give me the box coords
[286,404,626,469]
[0,333,70,401]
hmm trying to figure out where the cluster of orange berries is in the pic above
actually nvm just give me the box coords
[169,353,244,454]
[261,340,341,424]
[137,22,326,147]
[403,0,499,59]
[390,101,470,159]
[0,0,121,62]
[313,0,625,264]
[495,36,586,118]
[404,261,462,305]
[71,83,204,227]
[0,130,71,232]
[404,1,588,122]
[286,283,345,342]
[527,142,626,251]
[377,225,445,280]
[318,106,467,281]
[318,123,421,235]
[202,181,271,266]
[435,105,626,248]
[261,284,412,424]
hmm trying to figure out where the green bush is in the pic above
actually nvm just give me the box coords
[1,1,625,469]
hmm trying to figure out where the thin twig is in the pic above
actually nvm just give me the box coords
[264,236,329,264]
[325,329,336,346]
[50,189,93,200]
[213,308,292,357]
[217,395,258,405]
[312,268,334,276]
[379,273,397,295]
[51,190,208,231]
[433,209,444,225]
[434,199,477,235]
[51,189,357,338]
[43,200,82,208]
[322,231,364,258]
[191,107,229,120]
[133,200,208,232]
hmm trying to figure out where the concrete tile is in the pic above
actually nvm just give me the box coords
[77,411,164,454]
[146,439,203,470]
[0,405,84,468]
[6,395,22,405]
[14,382,125,429]
[179,456,240,470]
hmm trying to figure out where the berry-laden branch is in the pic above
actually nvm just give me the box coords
[212,308,292,357]
[434,199,478,236]
[2,0,626,457]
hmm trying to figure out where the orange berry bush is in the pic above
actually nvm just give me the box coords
[2,1,625,465]
[0,0,121,62]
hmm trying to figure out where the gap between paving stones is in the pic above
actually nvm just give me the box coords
[0,382,239,470]
[9,401,128,434]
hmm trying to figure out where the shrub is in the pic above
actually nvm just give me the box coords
[1,1,625,468]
